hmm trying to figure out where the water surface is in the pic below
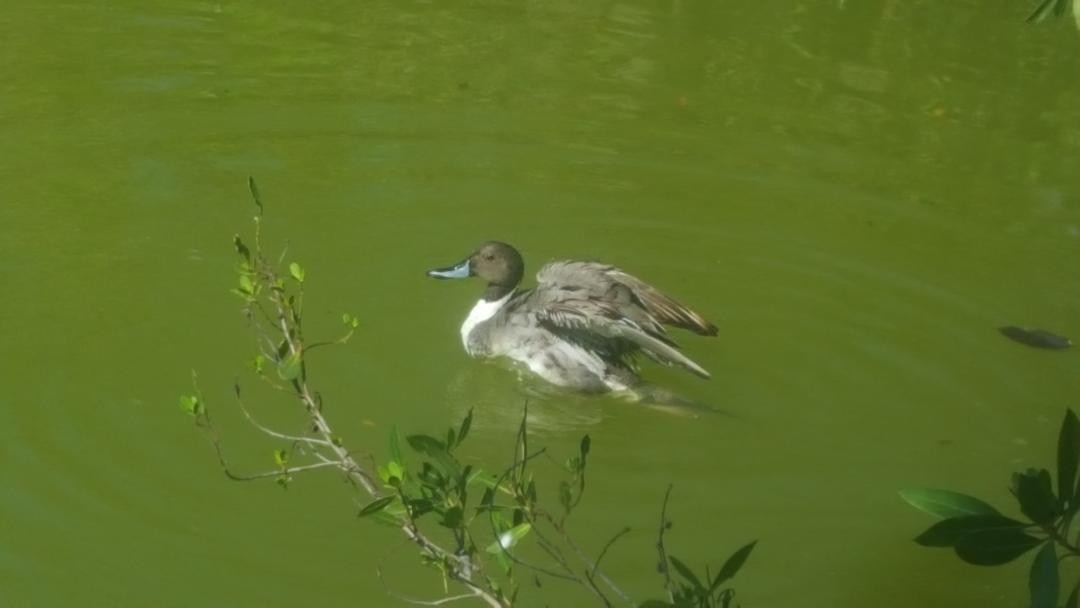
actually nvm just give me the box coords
[2,2,1079,606]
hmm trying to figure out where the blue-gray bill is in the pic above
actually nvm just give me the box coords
[427,259,471,279]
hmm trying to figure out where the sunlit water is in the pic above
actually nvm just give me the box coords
[2,2,1079,606]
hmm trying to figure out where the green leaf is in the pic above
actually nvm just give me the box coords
[446,427,457,451]
[914,514,1028,547]
[288,262,305,283]
[638,602,675,608]
[386,460,403,485]
[457,408,473,447]
[954,523,1042,566]
[341,313,359,328]
[251,355,266,374]
[1029,542,1058,608]
[238,274,255,295]
[668,556,706,594]
[1065,578,1080,608]
[899,488,1000,519]
[1013,468,1059,524]
[1058,409,1080,507]
[273,449,288,467]
[558,481,572,513]
[1027,0,1065,23]
[389,426,403,464]
[486,522,532,553]
[179,395,201,416]
[710,540,757,591]
[358,496,396,517]
[277,352,302,381]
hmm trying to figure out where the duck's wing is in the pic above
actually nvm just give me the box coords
[532,261,713,378]
[536,261,718,335]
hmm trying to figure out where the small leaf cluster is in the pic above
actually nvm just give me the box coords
[179,394,204,419]
[656,541,756,608]
[358,409,513,599]
[902,409,1080,608]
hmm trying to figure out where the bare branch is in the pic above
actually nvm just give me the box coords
[376,565,501,607]
[232,381,332,447]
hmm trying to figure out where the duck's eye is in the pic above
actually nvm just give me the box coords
[484,254,494,261]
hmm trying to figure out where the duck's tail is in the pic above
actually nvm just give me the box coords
[617,384,737,418]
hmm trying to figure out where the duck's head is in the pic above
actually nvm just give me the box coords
[427,241,524,300]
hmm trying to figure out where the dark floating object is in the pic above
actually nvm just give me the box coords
[998,326,1073,350]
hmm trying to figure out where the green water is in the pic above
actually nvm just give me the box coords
[3,1,1080,606]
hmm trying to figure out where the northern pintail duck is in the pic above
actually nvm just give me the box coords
[427,242,717,393]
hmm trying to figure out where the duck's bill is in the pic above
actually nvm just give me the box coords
[427,259,471,279]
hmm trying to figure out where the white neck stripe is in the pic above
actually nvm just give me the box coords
[460,292,512,350]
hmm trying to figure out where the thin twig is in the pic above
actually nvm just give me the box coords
[486,448,577,582]
[232,381,332,447]
[556,525,632,606]
[657,484,675,602]
[590,527,631,582]
[227,461,341,481]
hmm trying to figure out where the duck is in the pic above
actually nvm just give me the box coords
[427,241,717,393]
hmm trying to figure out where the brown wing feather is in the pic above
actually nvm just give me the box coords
[605,269,718,336]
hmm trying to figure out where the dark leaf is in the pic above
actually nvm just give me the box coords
[407,434,459,475]
[477,487,495,513]
[232,234,250,262]
[408,498,434,518]
[899,488,999,518]
[580,434,591,460]
[1012,468,1059,524]
[638,602,675,608]
[248,176,264,214]
[446,427,456,451]
[1029,541,1058,608]
[915,514,1029,548]
[358,496,395,517]
[999,326,1072,350]
[710,540,757,590]
[954,524,1042,565]
[668,556,706,594]
[1058,409,1080,507]
[407,434,448,457]
[457,408,473,447]
[440,506,463,529]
